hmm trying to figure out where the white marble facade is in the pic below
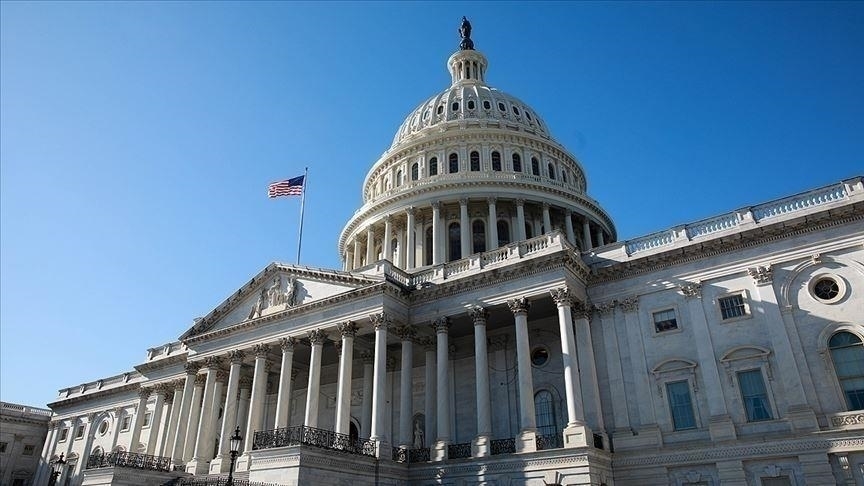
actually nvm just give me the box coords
[38,20,864,486]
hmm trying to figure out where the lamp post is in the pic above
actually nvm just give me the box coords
[48,453,66,486]
[227,426,243,486]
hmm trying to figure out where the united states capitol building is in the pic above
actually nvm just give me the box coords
[35,19,863,486]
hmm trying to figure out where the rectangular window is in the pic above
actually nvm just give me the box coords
[666,380,696,430]
[120,416,131,432]
[75,425,85,439]
[653,309,678,332]
[142,412,152,428]
[738,370,773,421]
[0,441,7,453]
[22,444,35,455]
[58,428,69,442]
[719,294,747,320]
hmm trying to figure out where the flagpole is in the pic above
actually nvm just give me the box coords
[296,167,308,265]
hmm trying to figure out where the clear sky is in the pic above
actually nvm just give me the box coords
[1,2,862,408]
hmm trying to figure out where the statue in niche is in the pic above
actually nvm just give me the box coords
[413,419,425,449]
[248,287,267,319]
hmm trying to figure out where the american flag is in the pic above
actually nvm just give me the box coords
[268,175,305,198]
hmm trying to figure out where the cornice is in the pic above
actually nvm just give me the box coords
[590,209,864,285]
[47,382,141,409]
[133,352,188,374]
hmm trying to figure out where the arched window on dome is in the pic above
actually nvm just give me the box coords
[391,238,399,263]
[470,151,480,171]
[472,220,486,254]
[491,151,502,171]
[531,157,540,176]
[424,226,433,266]
[448,223,461,261]
[562,170,568,183]
[547,163,555,180]
[512,153,522,172]
[829,331,864,410]
[396,170,403,187]
[449,153,459,174]
[535,390,558,438]
[411,163,419,181]
[497,220,511,247]
[429,157,438,176]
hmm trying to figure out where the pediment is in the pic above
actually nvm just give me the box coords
[180,263,382,340]
[719,346,771,364]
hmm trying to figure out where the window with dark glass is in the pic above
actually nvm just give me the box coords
[719,294,747,320]
[491,151,502,171]
[513,106,520,116]
[498,102,506,111]
[562,170,568,183]
[829,332,864,410]
[548,163,555,180]
[666,381,696,430]
[449,153,459,173]
[531,157,540,176]
[653,309,678,332]
[429,157,438,176]
[467,100,475,110]
[526,112,533,121]
[497,220,511,246]
[470,151,480,171]
[396,170,403,187]
[448,222,461,261]
[472,220,485,254]
[525,223,533,239]
[814,277,840,301]
[411,163,419,181]
[424,227,433,266]
[534,390,557,437]
[451,102,459,112]
[483,100,491,110]
[22,445,35,456]
[437,105,443,115]
[512,153,522,172]
[737,370,773,421]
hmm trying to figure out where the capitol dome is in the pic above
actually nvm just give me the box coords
[339,21,616,271]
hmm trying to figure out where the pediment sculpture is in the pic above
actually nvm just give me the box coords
[247,276,298,319]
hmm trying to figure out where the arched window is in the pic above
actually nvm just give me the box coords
[512,153,522,172]
[535,390,557,437]
[547,163,555,180]
[497,220,511,246]
[562,170,568,183]
[449,153,459,173]
[424,227,433,266]
[491,151,502,171]
[448,223,461,261]
[411,163,419,181]
[531,157,540,176]
[472,220,486,254]
[396,170,403,187]
[525,223,534,239]
[391,238,398,262]
[829,331,864,410]
[91,446,104,457]
[470,151,480,171]
[429,157,438,176]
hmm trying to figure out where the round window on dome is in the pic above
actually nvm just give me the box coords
[498,102,506,112]
[808,274,846,304]
[513,106,520,116]
[451,102,459,112]
[483,100,491,110]
[467,100,475,110]
[437,105,444,115]
[526,112,532,121]
[423,110,430,120]
[531,347,549,367]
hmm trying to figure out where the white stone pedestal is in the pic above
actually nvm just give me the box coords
[562,424,592,448]
[471,435,490,457]
[516,430,537,453]
[708,414,737,442]
[185,458,209,475]
[376,440,392,461]
[432,440,449,461]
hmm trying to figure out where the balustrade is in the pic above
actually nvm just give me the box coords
[535,433,563,450]
[252,425,376,458]
[85,451,172,472]
[490,437,516,455]
[447,442,472,459]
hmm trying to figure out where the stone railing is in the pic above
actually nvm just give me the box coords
[85,451,171,472]
[252,425,376,458]
[490,437,516,455]
[752,182,847,220]
[535,433,563,450]
[171,478,282,486]
[447,442,472,459]
[0,402,52,417]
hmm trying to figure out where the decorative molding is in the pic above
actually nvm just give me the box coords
[469,306,489,323]
[337,321,358,338]
[507,297,530,314]
[549,287,571,307]
[748,265,774,285]
[680,282,703,299]
[308,329,327,346]
[618,297,638,313]
[593,300,616,317]
[432,317,450,334]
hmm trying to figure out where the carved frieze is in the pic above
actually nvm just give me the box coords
[748,265,773,285]
[618,297,638,313]
[680,282,703,299]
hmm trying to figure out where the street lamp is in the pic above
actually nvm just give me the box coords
[48,453,66,486]
[227,426,243,486]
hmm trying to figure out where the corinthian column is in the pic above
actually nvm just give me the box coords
[304,330,326,428]
[542,203,551,234]
[159,381,183,457]
[459,198,470,257]
[431,202,442,265]
[369,313,390,457]
[487,198,498,250]
[275,339,295,428]
[128,388,151,453]
[145,385,168,456]
[470,307,492,457]
[383,216,393,261]
[515,199,526,241]
[405,207,416,269]
[366,226,375,264]
[214,350,244,472]
[241,344,270,462]
[433,317,451,460]
[550,287,591,448]
[360,352,374,438]
[189,356,222,473]
[508,297,536,452]
[564,210,576,246]
[396,326,416,448]
[335,322,357,435]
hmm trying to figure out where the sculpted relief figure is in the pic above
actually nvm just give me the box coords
[248,287,267,320]
[267,276,283,307]
[248,275,299,320]
[284,277,297,307]
[413,420,424,449]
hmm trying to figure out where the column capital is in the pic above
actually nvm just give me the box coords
[137,387,152,400]
[156,382,174,397]
[469,306,489,324]
[337,321,358,338]
[431,201,441,210]
[515,198,525,207]
[394,325,416,341]
[680,282,703,299]
[184,362,202,375]
[253,343,271,358]
[565,208,573,216]
[227,349,245,364]
[507,297,531,315]
[279,337,296,352]
[360,350,375,365]
[239,376,254,389]
[618,296,639,313]
[369,312,390,330]
[87,412,98,423]
[194,374,207,386]
[542,202,550,210]
[432,316,450,334]
[459,197,469,206]
[487,197,497,205]
[593,300,616,317]
[405,206,415,216]
[173,379,185,391]
[748,265,774,285]
[420,337,436,351]
[573,300,592,321]
[215,370,229,384]
[308,329,327,346]
[549,287,572,307]
[203,356,223,370]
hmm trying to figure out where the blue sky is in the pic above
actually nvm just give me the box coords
[1,2,861,407]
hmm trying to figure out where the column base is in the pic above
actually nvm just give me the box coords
[516,430,537,453]
[787,404,819,432]
[432,440,449,461]
[234,453,251,472]
[562,423,592,449]
[185,458,209,475]
[708,414,737,442]
[472,435,490,457]
[375,439,392,461]
[208,455,230,474]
